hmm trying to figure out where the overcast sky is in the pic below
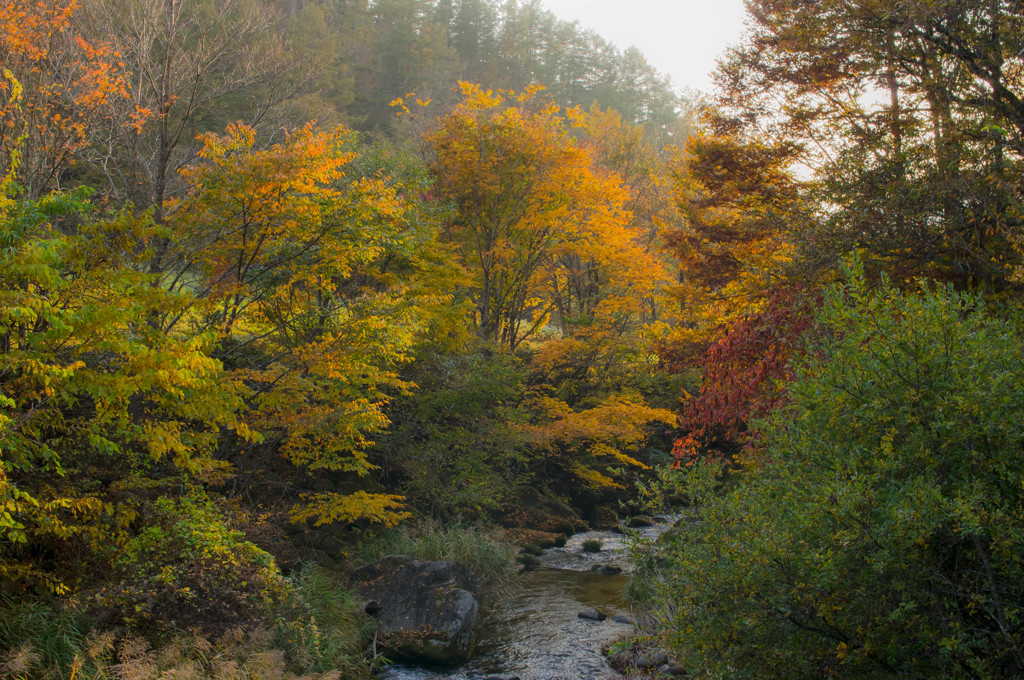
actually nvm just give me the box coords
[540,0,749,94]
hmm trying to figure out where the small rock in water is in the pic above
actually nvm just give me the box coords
[591,564,622,575]
[578,609,607,622]
[611,614,631,624]
[635,651,668,668]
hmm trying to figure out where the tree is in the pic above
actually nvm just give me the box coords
[649,273,1024,678]
[669,288,818,465]
[0,189,248,592]
[428,82,635,349]
[711,0,1024,288]
[168,123,454,527]
[0,0,135,197]
[80,0,293,227]
[664,129,808,363]
[523,392,675,491]
[347,0,458,131]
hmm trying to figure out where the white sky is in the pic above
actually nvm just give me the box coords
[540,0,749,94]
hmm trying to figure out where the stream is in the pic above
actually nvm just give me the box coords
[379,519,674,680]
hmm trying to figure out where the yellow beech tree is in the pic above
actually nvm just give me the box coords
[532,106,681,402]
[167,123,456,528]
[0,189,251,591]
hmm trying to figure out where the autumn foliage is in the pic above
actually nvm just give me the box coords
[0,0,140,196]
[670,289,818,465]
[3,0,1024,677]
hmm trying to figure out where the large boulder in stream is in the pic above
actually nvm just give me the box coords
[351,555,481,664]
[591,506,619,531]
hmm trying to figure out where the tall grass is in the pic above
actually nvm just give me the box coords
[276,563,374,676]
[0,596,97,678]
[353,520,520,600]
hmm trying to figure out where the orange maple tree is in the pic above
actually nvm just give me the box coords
[0,0,142,196]
[428,82,654,350]
[664,130,807,363]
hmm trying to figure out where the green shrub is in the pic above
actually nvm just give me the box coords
[582,540,602,553]
[96,494,284,637]
[374,348,532,519]
[652,276,1024,678]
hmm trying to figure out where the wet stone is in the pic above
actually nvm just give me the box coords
[578,609,607,622]
[611,614,631,624]
[635,651,669,668]
[591,564,623,575]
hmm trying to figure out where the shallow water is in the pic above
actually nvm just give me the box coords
[379,518,676,680]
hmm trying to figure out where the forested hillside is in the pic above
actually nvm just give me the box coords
[2,0,1024,678]
[1,1,685,676]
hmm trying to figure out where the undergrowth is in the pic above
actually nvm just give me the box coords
[0,565,372,680]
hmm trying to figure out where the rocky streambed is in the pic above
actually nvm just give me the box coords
[377,519,676,680]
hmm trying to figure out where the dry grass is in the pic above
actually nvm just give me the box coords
[0,560,376,679]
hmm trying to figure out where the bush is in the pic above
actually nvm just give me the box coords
[652,277,1024,678]
[582,540,602,553]
[374,348,532,518]
[96,494,284,637]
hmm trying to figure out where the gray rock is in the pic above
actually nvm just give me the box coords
[662,663,686,676]
[626,515,655,528]
[591,506,619,531]
[591,564,623,575]
[351,555,480,663]
[577,609,607,622]
[635,651,668,668]
[611,614,632,624]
